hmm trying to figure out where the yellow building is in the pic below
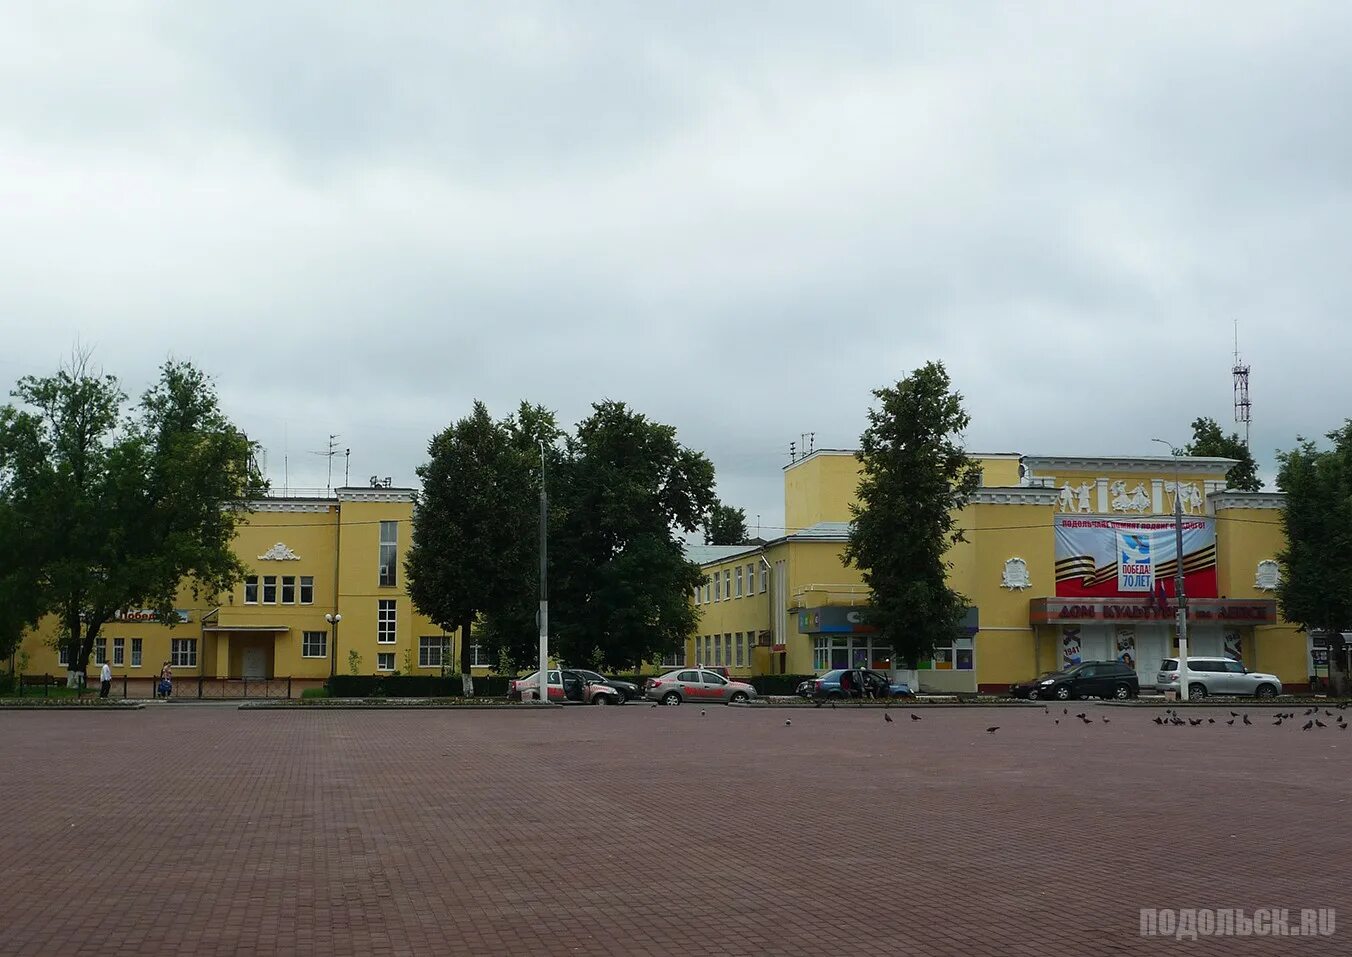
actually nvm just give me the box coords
[691,450,1310,694]
[19,488,496,693]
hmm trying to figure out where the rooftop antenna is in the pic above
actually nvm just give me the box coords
[808,432,816,454]
[788,441,797,463]
[311,434,341,493]
[1232,321,1251,448]
[344,448,351,488]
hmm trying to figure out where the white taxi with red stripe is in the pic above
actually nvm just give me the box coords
[644,668,757,706]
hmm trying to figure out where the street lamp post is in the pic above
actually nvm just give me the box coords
[1152,439,1189,701]
[537,440,549,703]
[325,612,343,681]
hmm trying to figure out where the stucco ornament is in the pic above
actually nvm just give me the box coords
[1001,557,1033,591]
[257,542,301,561]
[1057,482,1093,513]
[1110,481,1151,513]
[1254,560,1281,592]
[1165,481,1204,515]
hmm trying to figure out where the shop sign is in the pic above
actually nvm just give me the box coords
[1030,598,1274,625]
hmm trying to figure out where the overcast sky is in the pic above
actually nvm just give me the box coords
[3,2,1349,534]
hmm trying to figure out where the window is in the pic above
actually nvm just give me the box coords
[281,575,296,604]
[470,644,491,668]
[747,564,756,595]
[377,599,396,643]
[131,638,142,668]
[735,633,745,666]
[735,566,743,598]
[94,637,107,665]
[714,573,722,602]
[419,636,448,668]
[113,638,125,666]
[677,671,700,683]
[59,646,69,667]
[760,562,768,594]
[692,586,700,605]
[661,648,684,667]
[262,575,277,604]
[701,672,727,686]
[299,576,314,604]
[171,638,197,667]
[713,636,722,666]
[377,652,395,671]
[1223,660,1245,674]
[813,638,830,671]
[302,631,327,658]
[703,635,711,664]
[244,576,259,604]
[723,570,731,600]
[379,521,397,586]
[723,634,731,666]
[704,578,711,603]
[932,637,973,671]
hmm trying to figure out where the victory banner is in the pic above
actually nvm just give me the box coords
[1056,516,1216,599]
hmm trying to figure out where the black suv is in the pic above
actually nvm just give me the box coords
[1010,660,1139,701]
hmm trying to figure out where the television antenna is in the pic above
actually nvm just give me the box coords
[311,434,342,493]
[1232,322,1251,448]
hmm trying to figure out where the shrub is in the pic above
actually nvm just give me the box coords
[326,674,512,698]
[749,674,818,696]
[300,687,329,699]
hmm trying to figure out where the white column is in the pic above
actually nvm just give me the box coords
[1151,479,1164,514]
[1096,478,1110,513]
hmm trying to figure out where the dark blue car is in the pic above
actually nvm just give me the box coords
[797,668,913,701]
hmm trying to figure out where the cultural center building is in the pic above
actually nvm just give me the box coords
[690,449,1308,693]
[18,487,484,694]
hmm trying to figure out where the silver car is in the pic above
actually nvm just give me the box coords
[1157,657,1282,699]
[644,668,758,706]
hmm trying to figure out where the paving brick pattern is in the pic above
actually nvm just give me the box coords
[1,703,1349,955]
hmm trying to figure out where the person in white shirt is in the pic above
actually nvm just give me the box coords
[99,661,112,699]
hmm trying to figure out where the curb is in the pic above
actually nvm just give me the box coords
[240,700,560,710]
[0,703,146,711]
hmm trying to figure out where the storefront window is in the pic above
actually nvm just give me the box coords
[932,637,974,671]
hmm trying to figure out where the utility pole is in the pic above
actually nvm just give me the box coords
[1154,439,1189,701]
[537,440,549,703]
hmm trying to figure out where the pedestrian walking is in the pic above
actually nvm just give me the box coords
[99,661,112,699]
[159,661,173,699]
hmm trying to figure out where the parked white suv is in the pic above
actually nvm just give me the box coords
[1157,657,1282,699]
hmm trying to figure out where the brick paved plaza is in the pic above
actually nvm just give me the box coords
[1,702,1349,956]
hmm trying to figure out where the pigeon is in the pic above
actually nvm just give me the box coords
[1226,719,1235,725]
[1189,718,1203,726]
[1043,706,1049,714]
[884,712,893,723]
[830,702,837,710]
[1231,712,1240,718]
[1207,718,1215,724]
[1102,717,1110,724]
[1242,714,1252,725]
[1343,724,1349,731]
[1326,710,1335,718]
[1054,720,1059,725]
[1063,708,1068,715]
[1316,719,1327,728]
[651,703,658,708]
[785,719,792,727]
[986,726,1000,734]
[1153,716,1164,725]
[1080,716,1093,725]
[701,710,706,717]
[1303,720,1314,731]
[1273,719,1283,726]
[1076,713,1087,719]
[910,714,922,721]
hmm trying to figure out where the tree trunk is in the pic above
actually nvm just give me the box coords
[459,615,474,697]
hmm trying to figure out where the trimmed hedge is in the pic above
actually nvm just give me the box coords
[326,675,512,698]
[749,674,817,696]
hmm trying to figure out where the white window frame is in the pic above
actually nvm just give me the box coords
[280,575,296,604]
[171,638,197,668]
[724,634,732,666]
[244,576,259,604]
[377,599,397,644]
[735,632,745,667]
[661,648,684,667]
[130,637,142,668]
[379,521,398,587]
[59,646,69,666]
[714,573,722,602]
[723,570,731,600]
[376,652,395,672]
[94,637,107,665]
[760,562,768,594]
[469,643,491,668]
[704,579,711,603]
[419,636,449,669]
[299,575,314,605]
[262,575,277,604]
[735,566,743,598]
[302,631,327,658]
[113,637,125,666]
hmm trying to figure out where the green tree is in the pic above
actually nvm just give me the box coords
[405,402,550,693]
[843,362,981,669]
[1276,423,1352,696]
[1182,417,1263,491]
[0,499,44,667]
[549,401,716,669]
[0,357,264,686]
[703,502,750,545]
